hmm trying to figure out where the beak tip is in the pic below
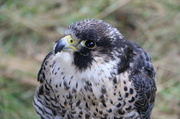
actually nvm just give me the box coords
[54,49,60,54]
[54,40,64,54]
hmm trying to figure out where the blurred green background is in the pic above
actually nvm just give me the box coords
[0,0,179,119]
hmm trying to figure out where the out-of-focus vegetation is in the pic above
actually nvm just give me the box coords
[0,0,179,119]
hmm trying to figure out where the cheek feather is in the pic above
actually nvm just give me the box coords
[55,52,74,63]
[73,52,94,71]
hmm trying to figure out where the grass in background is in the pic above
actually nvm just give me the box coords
[0,77,38,119]
[0,0,180,119]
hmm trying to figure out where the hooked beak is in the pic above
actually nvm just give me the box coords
[54,35,78,54]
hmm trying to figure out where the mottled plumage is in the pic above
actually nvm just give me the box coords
[33,19,156,119]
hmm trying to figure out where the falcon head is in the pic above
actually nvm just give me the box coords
[54,19,125,71]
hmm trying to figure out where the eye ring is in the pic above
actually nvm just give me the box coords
[81,40,96,49]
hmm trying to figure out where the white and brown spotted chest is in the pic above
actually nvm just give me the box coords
[43,52,138,119]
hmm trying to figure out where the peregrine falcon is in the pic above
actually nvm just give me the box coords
[33,19,156,119]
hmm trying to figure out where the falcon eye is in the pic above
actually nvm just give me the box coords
[81,40,96,49]
[85,40,95,48]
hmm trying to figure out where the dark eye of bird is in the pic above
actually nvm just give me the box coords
[85,40,95,48]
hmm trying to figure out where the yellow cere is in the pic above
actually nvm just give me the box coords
[65,35,75,45]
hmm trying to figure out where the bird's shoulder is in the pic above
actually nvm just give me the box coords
[37,51,54,83]
[119,40,157,119]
